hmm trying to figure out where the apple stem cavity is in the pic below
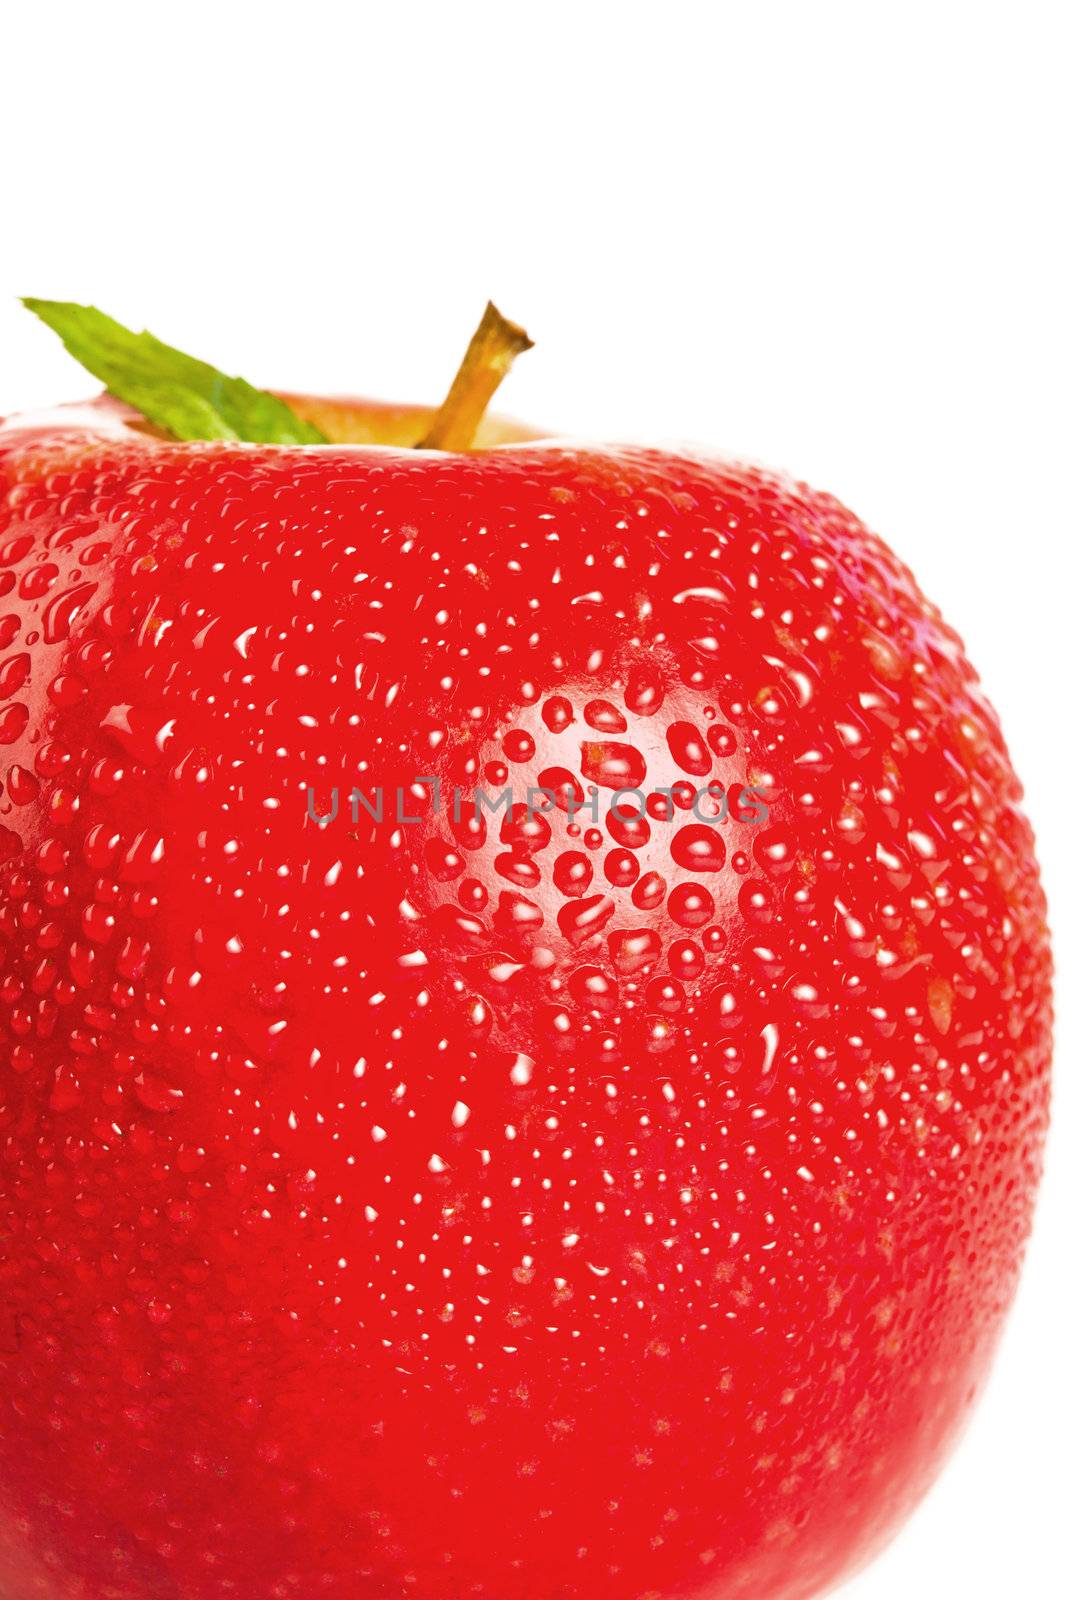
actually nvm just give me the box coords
[418,301,533,452]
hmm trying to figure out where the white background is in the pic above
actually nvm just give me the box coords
[1,3,1063,1595]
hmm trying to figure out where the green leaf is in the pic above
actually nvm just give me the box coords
[21,299,328,445]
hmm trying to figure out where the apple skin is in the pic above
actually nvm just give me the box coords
[0,394,1051,1600]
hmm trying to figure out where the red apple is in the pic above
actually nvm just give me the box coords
[0,309,1051,1600]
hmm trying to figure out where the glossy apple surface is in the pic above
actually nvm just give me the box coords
[0,396,1051,1600]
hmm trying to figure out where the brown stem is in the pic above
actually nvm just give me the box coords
[418,302,533,451]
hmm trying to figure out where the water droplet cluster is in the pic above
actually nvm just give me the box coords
[0,403,1051,1600]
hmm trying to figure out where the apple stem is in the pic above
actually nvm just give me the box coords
[418,302,533,451]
